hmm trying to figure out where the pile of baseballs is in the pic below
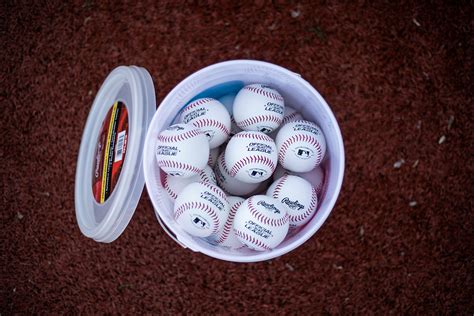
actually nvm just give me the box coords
[155,83,326,252]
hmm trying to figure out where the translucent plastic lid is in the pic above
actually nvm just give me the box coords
[75,66,156,242]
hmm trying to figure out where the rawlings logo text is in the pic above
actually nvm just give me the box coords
[257,200,281,214]
[281,197,305,211]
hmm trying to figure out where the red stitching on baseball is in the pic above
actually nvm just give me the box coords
[232,132,274,143]
[278,134,323,166]
[288,187,318,223]
[216,200,243,244]
[191,118,230,136]
[244,85,284,102]
[174,201,220,234]
[199,169,212,184]
[182,98,214,111]
[271,174,288,198]
[292,119,312,124]
[158,129,203,143]
[236,115,282,129]
[234,229,272,250]
[312,142,323,167]
[282,112,301,125]
[157,160,201,175]
[229,155,276,177]
[248,198,289,227]
[200,182,227,201]
[163,175,178,200]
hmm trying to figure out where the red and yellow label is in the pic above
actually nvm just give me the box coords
[92,101,129,204]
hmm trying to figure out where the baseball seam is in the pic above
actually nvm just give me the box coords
[216,200,243,244]
[182,98,214,112]
[157,160,201,175]
[174,201,220,234]
[288,187,318,224]
[158,129,202,143]
[163,175,178,200]
[219,154,234,176]
[229,155,276,177]
[200,182,227,201]
[191,118,230,136]
[282,112,301,125]
[271,175,288,198]
[244,86,284,102]
[236,115,282,129]
[248,198,289,227]
[278,134,323,166]
[232,132,274,143]
[199,170,212,184]
[234,229,272,250]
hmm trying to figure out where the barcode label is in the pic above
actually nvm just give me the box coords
[114,130,126,162]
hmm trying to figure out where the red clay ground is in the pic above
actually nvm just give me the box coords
[1,1,472,314]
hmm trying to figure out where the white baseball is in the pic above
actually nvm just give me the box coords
[233,195,289,251]
[273,164,325,196]
[224,131,278,183]
[213,152,260,196]
[218,94,242,137]
[174,182,229,238]
[210,196,245,249]
[233,83,285,134]
[179,98,231,148]
[276,120,327,173]
[269,105,303,138]
[266,175,318,227]
[156,123,209,178]
[163,165,216,201]
[208,147,220,168]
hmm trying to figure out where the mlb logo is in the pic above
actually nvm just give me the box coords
[192,215,210,230]
[294,146,314,159]
[248,168,267,178]
[259,127,273,133]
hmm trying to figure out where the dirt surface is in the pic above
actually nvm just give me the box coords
[1,1,472,314]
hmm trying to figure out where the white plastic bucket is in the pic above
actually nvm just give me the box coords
[143,60,345,262]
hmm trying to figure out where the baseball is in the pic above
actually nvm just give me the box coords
[273,164,325,196]
[179,98,231,149]
[156,123,209,178]
[210,196,245,249]
[270,105,304,138]
[224,131,278,183]
[214,152,260,196]
[163,165,216,201]
[233,195,289,251]
[233,83,285,134]
[218,94,242,137]
[276,120,327,173]
[174,181,229,238]
[266,175,318,227]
